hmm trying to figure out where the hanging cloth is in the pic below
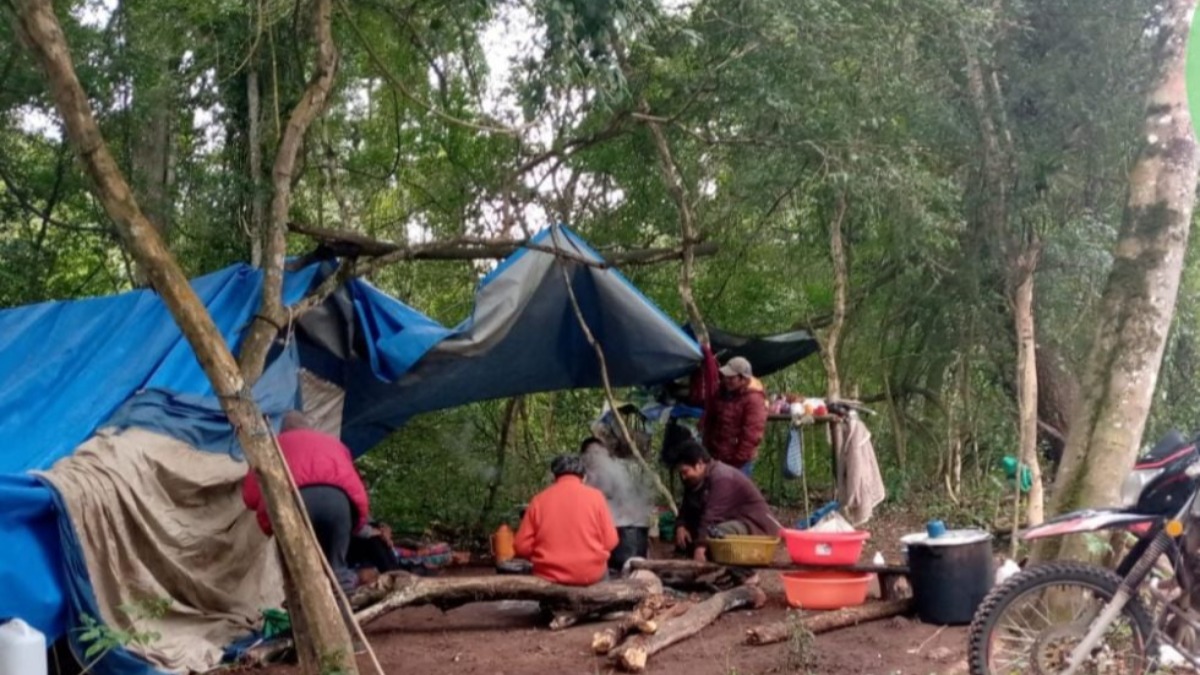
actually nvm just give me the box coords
[783,426,805,479]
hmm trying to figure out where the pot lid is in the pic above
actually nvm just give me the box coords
[900,529,992,547]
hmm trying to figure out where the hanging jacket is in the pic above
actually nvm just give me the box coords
[688,344,722,408]
[242,429,370,536]
[701,379,768,468]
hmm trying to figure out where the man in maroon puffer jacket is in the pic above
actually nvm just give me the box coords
[242,411,371,592]
[701,357,767,475]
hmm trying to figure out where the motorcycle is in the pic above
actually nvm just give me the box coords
[969,429,1200,674]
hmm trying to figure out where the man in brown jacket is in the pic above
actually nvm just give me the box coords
[701,356,768,475]
[667,439,781,562]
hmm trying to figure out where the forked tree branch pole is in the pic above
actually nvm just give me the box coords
[5,1,359,672]
[238,0,340,384]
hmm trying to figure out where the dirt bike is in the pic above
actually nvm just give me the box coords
[968,430,1200,674]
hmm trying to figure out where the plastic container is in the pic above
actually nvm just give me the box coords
[708,535,780,566]
[0,618,47,675]
[609,526,649,571]
[782,528,870,565]
[781,571,872,610]
[491,524,515,563]
[657,510,676,542]
[900,530,994,625]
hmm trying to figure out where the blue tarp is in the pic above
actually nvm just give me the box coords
[0,261,451,644]
[0,225,703,671]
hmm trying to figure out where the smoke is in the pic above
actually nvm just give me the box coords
[582,442,655,527]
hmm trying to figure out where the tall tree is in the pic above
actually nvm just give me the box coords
[1036,0,1199,561]
[3,0,359,671]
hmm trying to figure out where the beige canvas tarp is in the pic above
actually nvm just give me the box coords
[38,427,282,673]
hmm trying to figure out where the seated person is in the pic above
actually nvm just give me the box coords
[666,439,782,562]
[348,520,401,573]
[242,411,372,592]
[514,454,618,586]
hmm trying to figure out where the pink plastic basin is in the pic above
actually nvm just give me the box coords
[782,528,870,566]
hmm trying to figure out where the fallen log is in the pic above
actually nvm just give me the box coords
[355,570,662,627]
[611,585,767,672]
[623,558,751,590]
[744,599,913,646]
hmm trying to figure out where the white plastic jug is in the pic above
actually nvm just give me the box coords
[0,618,47,675]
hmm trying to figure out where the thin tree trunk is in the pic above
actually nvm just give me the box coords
[247,60,265,267]
[1037,0,1199,562]
[238,0,339,383]
[641,102,709,347]
[821,192,849,399]
[477,397,520,529]
[130,58,173,286]
[882,369,907,470]
[5,3,358,673]
[1010,242,1044,540]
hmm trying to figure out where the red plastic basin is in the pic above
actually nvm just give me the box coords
[782,528,870,566]
[781,570,871,610]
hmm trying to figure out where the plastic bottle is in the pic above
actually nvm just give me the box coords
[867,552,885,599]
[491,524,516,563]
[0,618,47,675]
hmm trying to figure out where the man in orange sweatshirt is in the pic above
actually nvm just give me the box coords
[514,455,619,586]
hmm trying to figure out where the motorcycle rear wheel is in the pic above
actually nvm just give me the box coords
[968,562,1154,675]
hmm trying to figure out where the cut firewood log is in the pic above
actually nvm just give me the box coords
[591,594,681,654]
[744,599,913,646]
[353,570,662,627]
[611,585,767,672]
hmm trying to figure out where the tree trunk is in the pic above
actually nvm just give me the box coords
[247,60,265,267]
[1037,0,1199,562]
[131,68,172,238]
[821,192,849,399]
[6,3,358,673]
[238,0,339,384]
[1010,242,1045,538]
[610,585,767,672]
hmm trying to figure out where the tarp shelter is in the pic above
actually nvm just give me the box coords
[0,225,701,674]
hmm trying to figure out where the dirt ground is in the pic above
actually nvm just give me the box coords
[259,508,977,675]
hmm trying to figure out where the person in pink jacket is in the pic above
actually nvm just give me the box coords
[242,411,371,592]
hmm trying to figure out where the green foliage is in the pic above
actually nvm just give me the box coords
[0,0,1187,537]
[76,596,170,671]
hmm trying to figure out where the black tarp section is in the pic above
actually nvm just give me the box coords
[685,323,820,378]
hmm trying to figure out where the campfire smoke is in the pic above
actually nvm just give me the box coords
[582,441,655,527]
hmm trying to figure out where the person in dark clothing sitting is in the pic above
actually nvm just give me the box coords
[242,411,373,592]
[348,520,400,573]
[664,439,782,562]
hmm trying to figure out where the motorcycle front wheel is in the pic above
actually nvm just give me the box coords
[968,562,1154,675]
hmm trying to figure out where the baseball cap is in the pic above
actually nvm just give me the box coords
[719,356,753,378]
